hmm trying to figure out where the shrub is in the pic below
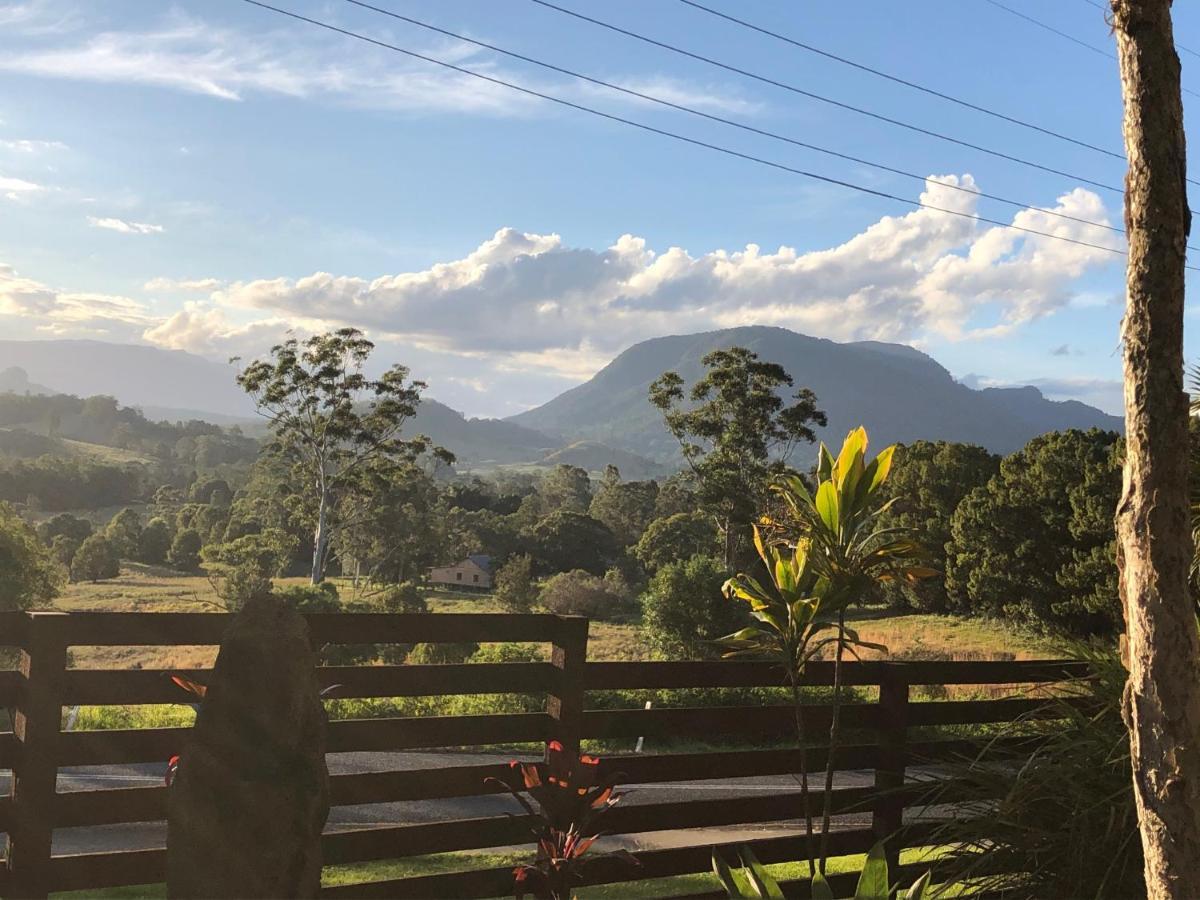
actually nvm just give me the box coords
[641,555,744,659]
[167,527,203,572]
[927,646,1142,899]
[375,581,428,614]
[539,568,632,619]
[201,529,296,610]
[276,581,340,611]
[408,641,478,664]
[71,533,120,583]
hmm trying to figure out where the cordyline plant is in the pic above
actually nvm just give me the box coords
[487,741,637,900]
[721,428,933,876]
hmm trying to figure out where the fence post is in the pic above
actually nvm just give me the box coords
[5,611,69,900]
[871,662,910,876]
[545,615,588,760]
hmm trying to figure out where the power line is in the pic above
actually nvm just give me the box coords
[341,0,1187,250]
[677,0,1124,162]
[242,0,1174,269]
[989,0,1200,97]
[528,0,1127,198]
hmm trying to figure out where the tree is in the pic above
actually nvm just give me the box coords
[532,510,616,576]
[71,533,120,582]
[494,553,536,612]
[138,517,173,565]
[201,529,297,610]
[37,512,92,545]
[634,512,718,574]
[539,464,592,515]
[168,528,203,572]
[50,534,81,572]
[235,328,452,583]
[105,507,143,560]
[588,469,659,547]
[641,555,743,659]
[945,430,1122,635]
[0,502,64,608]
[1111,1,1200,894]
[650,346,826,567]
[875,441,999,612]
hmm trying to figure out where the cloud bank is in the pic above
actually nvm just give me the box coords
[2,174,1121,406]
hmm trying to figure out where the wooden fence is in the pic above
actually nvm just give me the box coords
[0,610,1086,899]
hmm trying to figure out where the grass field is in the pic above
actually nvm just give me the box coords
[47,564,1050,671]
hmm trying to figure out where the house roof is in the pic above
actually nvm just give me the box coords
[467,554,491,572]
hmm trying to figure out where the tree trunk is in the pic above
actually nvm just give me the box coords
[311,488,330,585]
[1111,2,1200,896]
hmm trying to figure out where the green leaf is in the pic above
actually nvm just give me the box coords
[815,481,840,534]
[867,444,896,493]
[811,870,835,900]
[712,850,748,898]
[739,846,784,900]
[902,870,933,900]
[854,842,891,900]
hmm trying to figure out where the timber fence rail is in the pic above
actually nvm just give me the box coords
[0,610,1088,899]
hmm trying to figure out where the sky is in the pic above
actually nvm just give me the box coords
[0,0,1196,418]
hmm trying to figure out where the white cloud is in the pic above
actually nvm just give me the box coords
[144,276,223,293]
[0,262,153,337]
[0,173,42,199]
[0,7,753,118]
[189,176,1119,374]
[87,216,164,235]
[0,138,67,152]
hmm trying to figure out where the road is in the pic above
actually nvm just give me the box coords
[1,751,882,857]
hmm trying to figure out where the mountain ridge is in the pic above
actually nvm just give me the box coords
[508,326,1123,457]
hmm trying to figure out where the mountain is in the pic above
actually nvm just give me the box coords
[410,399,556,465]
[508,326,1124,457]
[0,340,253,416]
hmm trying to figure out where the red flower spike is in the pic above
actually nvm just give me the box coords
[547,740,564,753]
[579,755,600,766]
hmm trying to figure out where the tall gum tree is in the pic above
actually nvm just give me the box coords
[1111,1,1200,895]
[236,329,451,584]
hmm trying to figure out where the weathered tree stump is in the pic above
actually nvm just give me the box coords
[168,595,330,898]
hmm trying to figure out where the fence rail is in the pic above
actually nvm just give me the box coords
[0,610,1083,899]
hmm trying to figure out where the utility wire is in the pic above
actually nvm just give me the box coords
[989,0,1200,98]
[677,0,1123,162]
[242,0,1178,269]
[528,0,1127,198]
[342,0,1187,250]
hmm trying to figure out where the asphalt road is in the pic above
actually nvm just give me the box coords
[1,751,881,857]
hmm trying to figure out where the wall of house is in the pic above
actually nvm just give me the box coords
[428,562,491,589]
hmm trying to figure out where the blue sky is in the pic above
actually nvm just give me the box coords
[1,0,1196,417]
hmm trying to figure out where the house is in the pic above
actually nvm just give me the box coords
[428,554,493,590]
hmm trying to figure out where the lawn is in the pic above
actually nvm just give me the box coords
[56,845,958,899]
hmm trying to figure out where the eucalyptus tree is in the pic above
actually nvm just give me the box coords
[235,328,452,583]
[649,346,826,567]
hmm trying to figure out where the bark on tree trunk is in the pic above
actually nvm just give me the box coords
[1112,2,1200,896]
[311,488,329,585]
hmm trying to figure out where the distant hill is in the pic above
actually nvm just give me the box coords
[410,399,556,465]
[508,326,1123,458]
[0,366,55,396]
[0,340,253,416]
